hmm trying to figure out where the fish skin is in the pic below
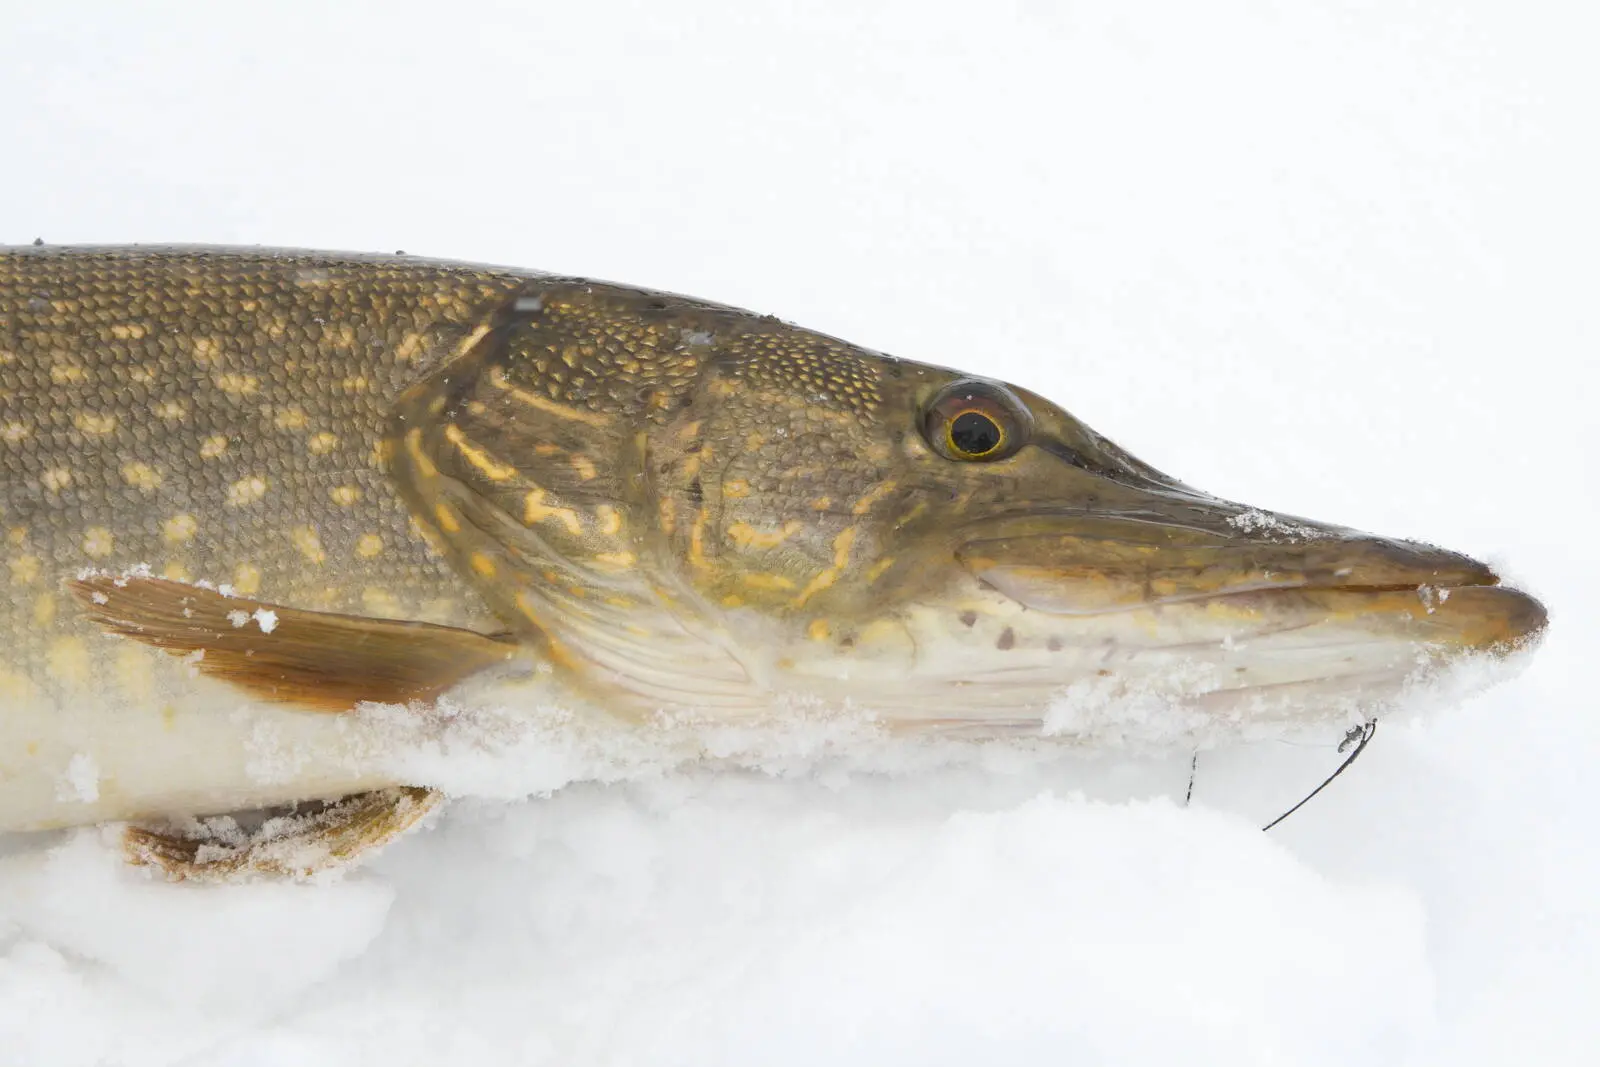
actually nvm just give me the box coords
[0,246,1546,834]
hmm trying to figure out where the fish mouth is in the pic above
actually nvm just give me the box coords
[956,508,1548,655]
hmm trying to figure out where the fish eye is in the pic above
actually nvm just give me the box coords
[924,381,1030,462]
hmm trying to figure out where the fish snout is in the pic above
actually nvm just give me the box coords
[956,509,1547,653]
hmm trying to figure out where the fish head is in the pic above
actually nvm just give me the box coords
[396,284,1546,739]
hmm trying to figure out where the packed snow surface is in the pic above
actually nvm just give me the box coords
[1,2,1595,1064]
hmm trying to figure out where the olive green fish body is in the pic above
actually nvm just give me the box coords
[0,246,1547,836]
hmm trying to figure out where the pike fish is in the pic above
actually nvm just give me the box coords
[0,246,1546,876]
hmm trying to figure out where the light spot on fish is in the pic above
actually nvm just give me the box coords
[593,551,636,570]
[120,461,162,491]
[199,435,229,459]
[41,467,72,492]
[340,376,370,394]
[722,594,744,608]
[362,586,402,616]
[9,555,40,584]
[329,485,362,507]
[851,481,897,515]
[50,363,87,384]
[739,572,796,592]
[162,514,198,543]
[161,561,190,581]
[489,367,611,428]
[109,322,147,341]
[355,533,385,559]
[308,431,340,455]
[214,372,260,396]
[470,552,497,578]
[192,337,222,363]
[154,400,186,421]
[728,520,802,549]
[0,421,28,443]
[807,618,831,641]
[810,496,833,511]
[571,455,598,481]
[274,407,308,431]
[444,424,519,481]
[74,412,117,435]
[433,503,462,534]
[792,526,858,607]
[227,476,269,507]
[116,643,155,701]
[290,525,327,564]
[82,527,114,559]
[47,637,89,684]
[523,489,583,535]
[395,332,427,362]
[596,505,624,536]
[865,557,895,583]
[233,562,262,596]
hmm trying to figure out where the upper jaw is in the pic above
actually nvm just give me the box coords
[955,501,1548,653]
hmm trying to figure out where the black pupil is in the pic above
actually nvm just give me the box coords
[950,410,1002,456]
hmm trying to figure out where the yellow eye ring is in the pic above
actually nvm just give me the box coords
[923,381,1030,462]
[946,408,1005,458]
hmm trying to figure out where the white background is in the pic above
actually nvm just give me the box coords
[0,2,1595,1064]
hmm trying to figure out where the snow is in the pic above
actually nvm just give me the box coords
[1,1,1595,1064]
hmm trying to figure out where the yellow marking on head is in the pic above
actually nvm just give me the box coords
[593,551,636,570]
[433,503,462,534]
[50,363,87,384]
[120,461,162,491]
[708,378,740,398]
[689,508,710,569]
[810,496,833,511]
[33,592,57,627]
[566,585,588,599]
[161,560,190,582]
[192,337,221,363]
[658,496,678,535]
[728,520,803,549]
[214,372,260,396]
[596,505,624,536]
[233,562,262,596]
[1,421,28,443]
[227,476,269,507]
[605,595,633,609]
[571,454,598,481]
[470,552,497,578]
[722,594,744,608]
[155,400,186,421]
[329,485,362,507]
[807,618,831,641]
[162,514,199,544]
[290,525,327,564]
[396,333,427,362]
[355,533,385,559]
[200,435,229,459]
[533,442,563,456]
[792,526,858,607]
[852,481,897,515]
[109,322,148,341]
[865,556,896,583]
[488,367,611,427]
[308,431,340,455]
[740,572,797,592]
[74,412,117,435]
[523,489,583,535]
[41,468,72,492]
[47,637,90,684]
[8,554,40,585]
[405,428,439,478]
[677,420,703,441]
[82,527,114,559]
[454,321,494,359]
[273,407,308,431]
[723,479,751,499]
[444,424,519,482]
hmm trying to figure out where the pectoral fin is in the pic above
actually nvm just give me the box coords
[70,575,519,712]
